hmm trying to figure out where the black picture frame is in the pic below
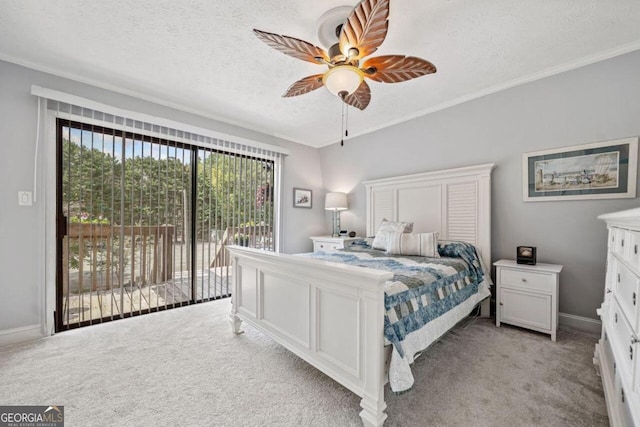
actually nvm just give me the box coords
[522,138,638,202]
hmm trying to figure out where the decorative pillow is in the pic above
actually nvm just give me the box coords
[371,218,414,250]
[386,232,440,257]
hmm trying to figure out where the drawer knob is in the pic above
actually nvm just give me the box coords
[606,288,612,294]
[634,292,637,306]
[615,313,618,323]
[618,274,621,283]
[499,302,504,306]
[521,278,527,283]
[635,244,638,255]
[622,239,625,247]
[630,345,634,360]
[622,388,625,403]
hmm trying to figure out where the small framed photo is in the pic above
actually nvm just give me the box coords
[293,188,312,208]
[517,246,537,265]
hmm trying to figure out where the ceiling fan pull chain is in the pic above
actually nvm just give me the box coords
[345,104,349,138]
[340,101,345,146]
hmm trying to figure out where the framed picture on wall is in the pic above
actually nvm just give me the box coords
[293,188,312,208]
[522,137,638,201]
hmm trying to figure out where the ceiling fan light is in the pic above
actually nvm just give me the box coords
[323,66,364,97]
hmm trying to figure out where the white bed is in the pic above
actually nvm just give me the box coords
[227,163,495,426]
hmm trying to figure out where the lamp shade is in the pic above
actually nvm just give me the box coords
[325,192,348,211]
[322,66,364,97]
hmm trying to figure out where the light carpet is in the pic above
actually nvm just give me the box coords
[0,299,608,426]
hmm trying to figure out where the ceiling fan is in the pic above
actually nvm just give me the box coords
[253,0,437,110]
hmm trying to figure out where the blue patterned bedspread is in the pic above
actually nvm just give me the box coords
[301,241,486,359]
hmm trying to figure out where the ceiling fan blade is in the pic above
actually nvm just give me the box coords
[253,29,329,64]
[362,55,437,83]
[283,74,325,97]
[339,0,390,61]
[342,80,371,110]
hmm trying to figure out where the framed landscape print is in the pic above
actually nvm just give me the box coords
[522,137,638,201]
[293,188,312,208]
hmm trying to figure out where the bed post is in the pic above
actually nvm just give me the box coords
[480,298,490,318]
[228,252,244,335]
[229,313,243,334]
[359,285,387,427]
[478,164,494,318]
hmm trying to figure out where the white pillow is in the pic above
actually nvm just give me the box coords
[386,232,440,257]
[371,218,414,250]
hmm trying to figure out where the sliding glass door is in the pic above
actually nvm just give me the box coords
[56,119,274,330]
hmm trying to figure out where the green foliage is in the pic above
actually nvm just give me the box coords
[62,132,274,245]
[69,212,109,224]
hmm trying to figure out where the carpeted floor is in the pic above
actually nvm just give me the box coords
[0,299,607,426]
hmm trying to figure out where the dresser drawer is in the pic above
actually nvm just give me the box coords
[610,300,638,382]
[628,230,640,269]
[614,261,640,330]
[604,255,615,306]
[602,330,617,382]
[613,227,629,259]
[616,372,639,427]
[608,229,616,250]
[499,268,555,293]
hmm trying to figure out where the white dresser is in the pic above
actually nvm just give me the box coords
[595,208,640,426]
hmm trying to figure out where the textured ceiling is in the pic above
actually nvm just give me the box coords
[0,0,639,147]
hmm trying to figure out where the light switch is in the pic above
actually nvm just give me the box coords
[18,191,33,206]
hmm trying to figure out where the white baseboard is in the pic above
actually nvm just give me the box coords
[0,324,43,347]
[0,314,602,346]
[559,312,601,336]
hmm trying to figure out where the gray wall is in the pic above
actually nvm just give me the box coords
[2,50,638,334]
[319,50,640,320]
[0,60,325,332]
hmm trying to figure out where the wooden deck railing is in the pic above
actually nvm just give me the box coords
[210,226,273,268]
[63,223,174,293]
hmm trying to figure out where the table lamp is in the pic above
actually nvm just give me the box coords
[325,192,348,237]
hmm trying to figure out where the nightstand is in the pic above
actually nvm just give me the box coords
[494,259,563,341]
[310,236,361,252]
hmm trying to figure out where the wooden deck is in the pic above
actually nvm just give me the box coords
[62,268,231,325]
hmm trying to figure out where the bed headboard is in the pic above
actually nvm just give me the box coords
[363,163,495,267]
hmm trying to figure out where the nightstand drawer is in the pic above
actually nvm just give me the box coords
[499,287,551,331]
[310,236,362,252]
[500,268,554,293]
[313,241,342,252]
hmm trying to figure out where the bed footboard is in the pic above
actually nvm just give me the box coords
[227,246,394,426]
